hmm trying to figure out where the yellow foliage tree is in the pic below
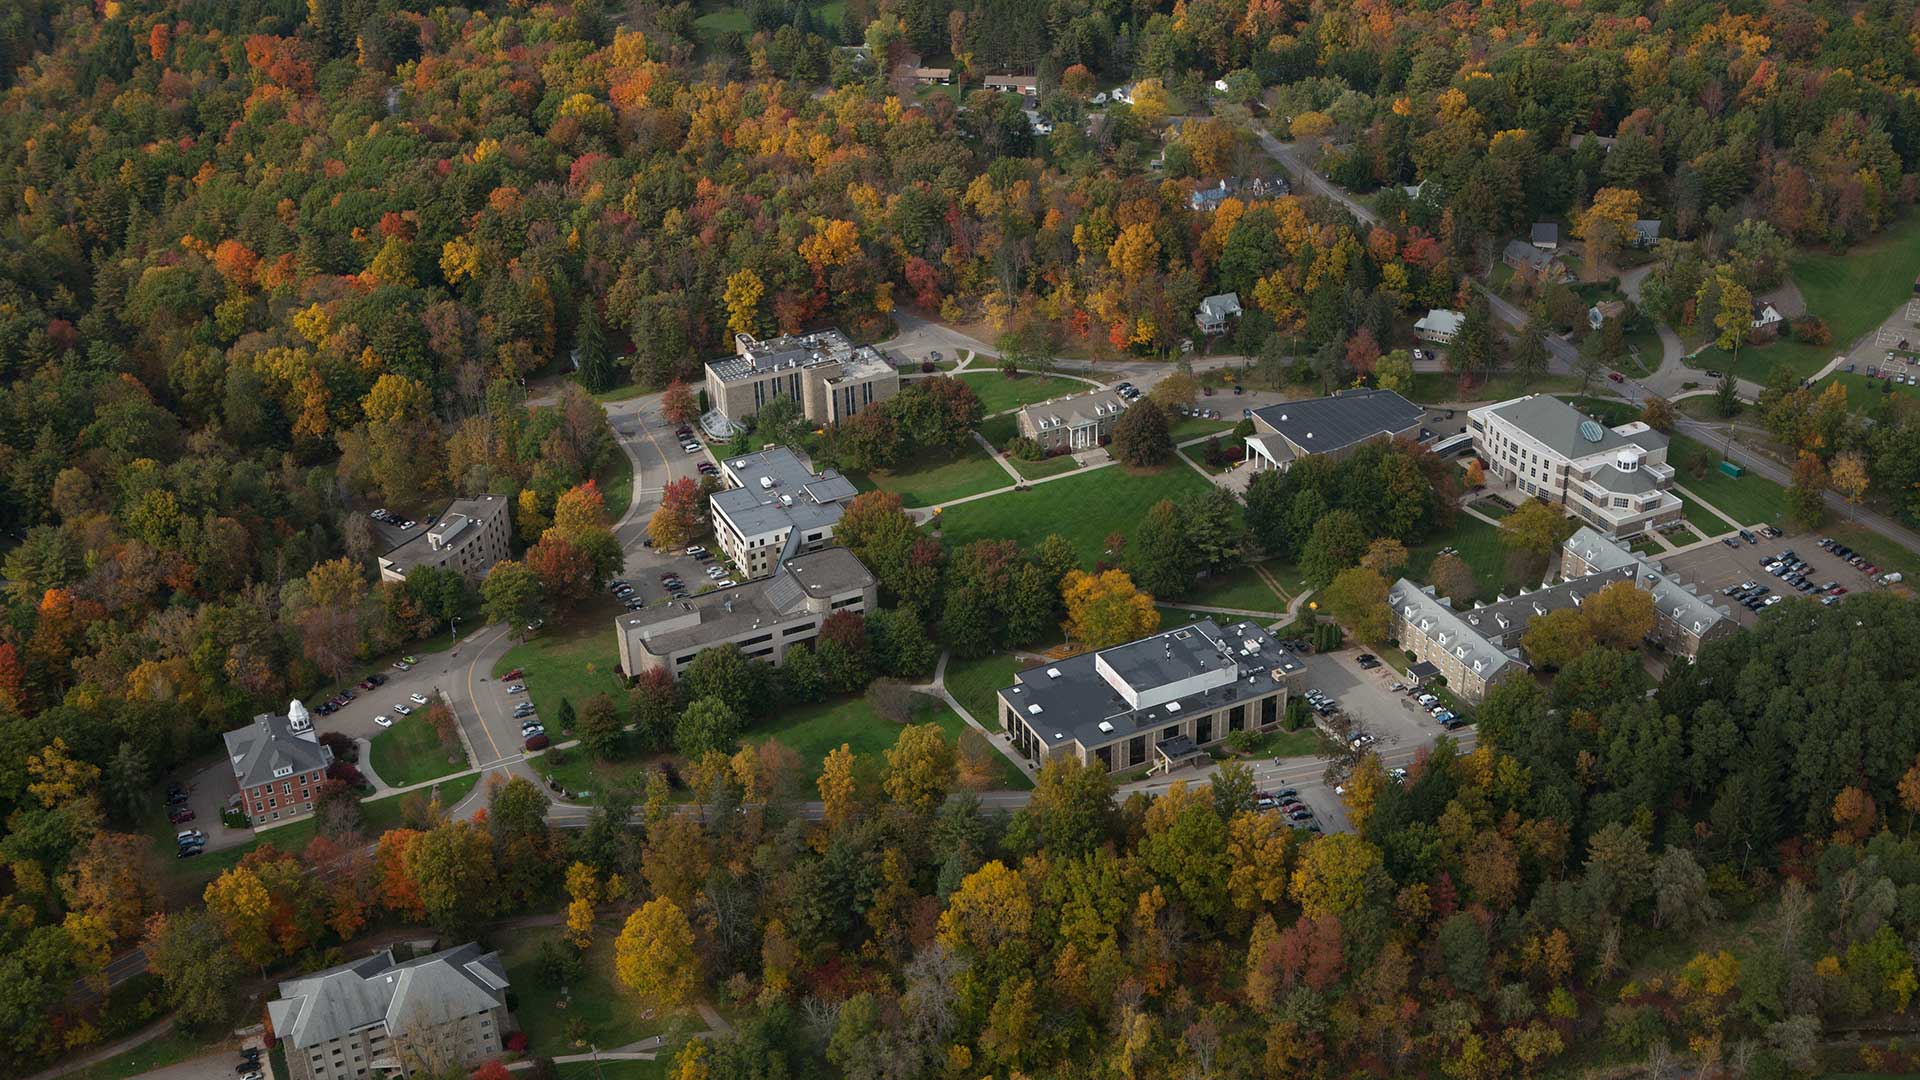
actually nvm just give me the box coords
[1061,569,1160,649]
[799,218,861,273]
[204,866,276,970]
[292,302,331,345]
[1574,187,1643,273]
[937,860,1032,957]
[440,237,481,284]
[1830,452,1870,516]
[26,738,100,809]
[1129,78,1169,125]
[723,268,764,337]
[614,897,700,1014]
[1289,832,1385,918]
[1107,223,1161,286]
[817,744,858,829]
[882,723,956,815]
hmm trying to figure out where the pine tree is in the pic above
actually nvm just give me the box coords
[574,305,615,392]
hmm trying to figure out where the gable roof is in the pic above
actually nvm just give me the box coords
[1250,389,1425,457]
[1197,292,1242,319]
[269,944,507,1050]
[1530,222,1558,245]
[1017,387,1130,432]
[223,707,331,788]
[1562,526,1731,636]
[1503,239,1561,272]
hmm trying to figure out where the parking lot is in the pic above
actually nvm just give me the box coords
[1294,650,1471,756]
[1663,527,1887,622]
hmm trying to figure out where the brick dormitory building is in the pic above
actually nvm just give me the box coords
[223,699,333,826]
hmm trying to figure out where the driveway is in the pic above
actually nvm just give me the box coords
[129,1034,268,1080]
[166,759,255,853]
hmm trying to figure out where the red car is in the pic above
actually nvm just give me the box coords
[524,733,550,751]
[502,668,524,681]
[169,807,195,824]
[1607,371,1624,383]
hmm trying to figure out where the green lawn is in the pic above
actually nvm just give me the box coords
[692,4,749,34]
[845,441,1008,507]
[531,747,658,804]
[1563,395,1640,426]
[1231,726,1331,759]
[1678,394,1737,420]
[494,601,628,730]
[1662,523,1704,547]
[1814,370,1920,408]
[1700,213,1920,382]
[1620,321,1663,377]
[958,371,1093,414]
[932,463,1213,567]
[1406,513,1528,600]
[499,921,662,1058]
[1668,435,1788,527]
[1407,372,1581,404]
[554,1060,670,1080]
[599,444,635,523]
[1183,562,1289,612]
[1675,490,1736,534]
[943,654,1027,731]
[745,691,1033,790]
[1009,453,1081,480]
[368,713,468,787]
[1168,414,1238,442]
[977,413,1017,448]
[1468,497,1513,520]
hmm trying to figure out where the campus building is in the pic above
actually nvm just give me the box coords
[710,447,860,580]
[1386,529,1734,703]
[702,330,899,434]
[268,943,510,1080]
[222,700,333,827]
[1468,395,1683,538]
[377,495,512,584]
[994,619,1305,774]
[1242,388,1426,473]
[614,546,877,680]
[1014,388,1129,453]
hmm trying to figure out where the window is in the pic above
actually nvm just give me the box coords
[1161,725,1180,741]
[783,622,816,636]
[742,632,773,646]
[1128,737,1146,766]
[832,596,862,609]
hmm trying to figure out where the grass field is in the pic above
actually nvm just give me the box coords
[494,601,628,729]
[1168,414,1237,442]
[1668,435,1788,527]
[1677,395,1736,420]
[499,921,662,1058]
[1814,369,1920,408]
[1408,372,1581,404]
[959,371,1092,414]
[1233,726,1331,758]
[846,441,1008,507]
[1406,513,1527,599]
[943,654,1027,730]
[599,445,634,523]
[1698,213,1920,382]
[368,713,467,787]
[1563,395,1640,425]
[746,691,1033,790]
[1182,563,1289,611]
[933,463,1212,567]
[977,413,1016,448]
[531,746,658,803]
[1662,523,1703,547]
[1675,490,1736,534]
[1825,522,1920,581]
[692,4,750,35]
[1009,453,1081,480]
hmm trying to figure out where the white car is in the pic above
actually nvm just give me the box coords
[507,684,527,694]
[706,566,726,578]
[392,703,412,715]
[685,546,706,556]
[715,579,736,588]
[374,715,392,728]
[409,693,429,706]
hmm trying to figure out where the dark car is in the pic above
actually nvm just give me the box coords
[176,845,204,859]
[503,668,524,681]
[169,807,195,824]
[1739,529,1758,544]
[524,733,550,751]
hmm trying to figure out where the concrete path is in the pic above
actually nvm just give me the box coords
[916,651,1041,784]
[973,428,1023,482]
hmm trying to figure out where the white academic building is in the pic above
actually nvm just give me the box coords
[1468,395,1683,538]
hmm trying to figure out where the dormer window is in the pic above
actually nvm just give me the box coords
[273,765,294,779]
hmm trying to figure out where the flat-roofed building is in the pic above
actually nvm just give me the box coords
[222,700,333,827]
[614,546,876,680]
[1014,388,1129,452]
[710,447,859,579]
[703,330,899,434]
[995,619,1304,774]
[1468,395,1682,538]
[377,495,512,584]
[267,943,510,1080]
[1242,388,1425,473]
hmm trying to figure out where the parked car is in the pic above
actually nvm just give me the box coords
[374,715,392,727]
[409,692,429,705]
[507,683,527,694]
[393,660,412,671]
[169,807,195,824]
[503,668,523,680]
[392,703,412,715]
[524,733,550,751]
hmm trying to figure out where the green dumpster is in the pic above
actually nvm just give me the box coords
[1718,460,1743,479]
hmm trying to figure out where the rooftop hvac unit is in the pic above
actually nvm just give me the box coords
[1046,668,1061,678]
[1097,721,1115,733]
[1027,704,1043,715]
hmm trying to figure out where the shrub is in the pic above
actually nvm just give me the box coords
[1790,315,1830,345]
[920,360,935,373]
[319,730,358,763]
[1006,435,1044,461]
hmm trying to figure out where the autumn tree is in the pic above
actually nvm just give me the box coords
[1429,552,1477,607]
[818,744,860,829]
[482,560,544,630]
[615,898,700,1014]
[1289,833,1386,918]
[1582,580,1655,650]
[1830,452,1869,517]
[1639,395,1675,433]
[1319,567,1391,644]
[1499,500,1572,577]
[1575,187,1643,274]
[361,373,440,505]
[1111,398,1172,467]
[1359,538,1408,578]
[883,723,957,814]
[1521,608,1593,670]
[1062,569,1159,648]
[662,379,698,423]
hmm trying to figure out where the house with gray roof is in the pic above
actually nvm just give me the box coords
[711,447,860,580]
[223,701,333,827]
[1468,394,1682,538]
[1502,238,1573,284]
[1015,387,1129,452]
[1530,222,1559,250]
[615,546,876,680]
[995,618,1304,773]
[1631,219,1662,248]
[1194,292,1243,334]
[268,943,510,1080]
[1386,582,1530,704]
[1243,388,1426,474]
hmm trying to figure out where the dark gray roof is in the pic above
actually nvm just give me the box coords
[1632,219,1661,241]
[1563,527,1731,635]
[616,547,875,659]
[1389,581,1522,680]
[1590,463,1662,495]
[712,447,856,538]
[1463,566,1636,641]
[998,619,1303,753]
[268,943,507,1050]
[706,329,889,384]
[1017,388,1128,433]
[1503,239,1560,272]
[1250,389,1424,457]
[222,705,332,787]
[1490,395,1639,459]
[1530,222,1558,245]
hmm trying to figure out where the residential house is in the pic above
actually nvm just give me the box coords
[1751,301,1785,336]
[1189,180,1233,211]
[710,447,859,580]
[703,329,899,434]
[1502,239,1573,285]
[1015,388,1129,452]
[1587,299,1627,331]
[377,495,512,584]
[1468,394,1683,537]
[1414,308,1465,344]
[1570,132,1617,153]
[1530,222,1559,250]
[1242,388,1426,473]
[268,943,510,1080]
[1194,292,1243,335]
[890,50,950,85]
[1631,219,1662,248]
[995,619,1305,773]
[615,546,876,680]
[984,74,1038,102]
[222,701,332,827]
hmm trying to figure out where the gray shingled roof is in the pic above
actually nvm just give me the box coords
[1250,389,1424,458]
[1562,527,1731,635]
[1017,388,1128,433]
[269,944,507,1050]
[223,706,332,788]
[1388,581,1522,681]
[1491,395,1639,459]
[1530,223,1558,246]
[1503,239,1560,272]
